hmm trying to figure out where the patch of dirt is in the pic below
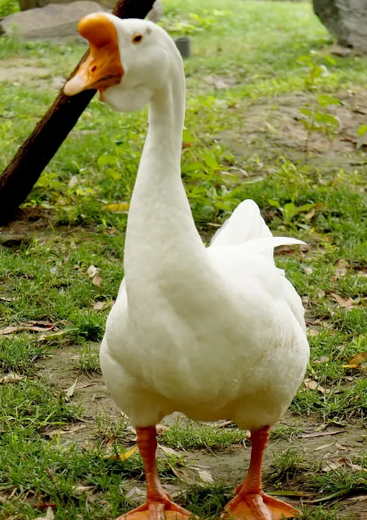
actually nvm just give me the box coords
[0,207,54,234]
[38,344,367,518]
[221,89,367,173]
[38,344,121,444]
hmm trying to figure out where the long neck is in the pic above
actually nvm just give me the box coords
[124,58,206,290]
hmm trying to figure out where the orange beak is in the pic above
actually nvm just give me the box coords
[64,13,124,96]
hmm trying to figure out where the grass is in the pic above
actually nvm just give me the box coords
[1,0,367,517]
[161,419,247,450]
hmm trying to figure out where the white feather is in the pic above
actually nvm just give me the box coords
[97,16,309,433]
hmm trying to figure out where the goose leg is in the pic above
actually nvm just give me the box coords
[117,426,193,520]
[221,426,301,520]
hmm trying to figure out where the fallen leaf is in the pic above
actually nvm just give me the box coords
[348,352,367,366]
[117,445,138,461]
[92,273,102,287]
[332,259,348,282]
[44,424,87,438]
[301,430,344,439]
[322,459,345,472]
[347,495,367,502]
[0,326,24,335]
[73,485,94,494]
[0,323,56,335]
[304,379,328,393]
[46,468,56,481]
[34,507,55,520]
[103,202,130,213]
[171,467,200,486]
[316,289,325,298]
[156,423,167,435]
[93,301,106,311]
[314,442,335,452]
[308,328,319,337]
[331,293,354,308]
[87,265,98,277]
[0,373,25,384]
[323,458,367,473]
[314,356,329,364]
[65,379,78,398]
[0,297,16,302]
[217,420,233,428]
[197,469,214,483]
[126,486,146,501]
[159,445,179,456]
[302,266,313,275]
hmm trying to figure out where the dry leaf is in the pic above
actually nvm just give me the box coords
[197,469,214,483]
[65,379,77,398]
[314,356,329,364]
[0,297,16,302]
[126,486,146,501]
[308,328,319,337]
[171,467,200,486]
[73,485,94,494]
[302,266,313,275]
[332,259,348,281]
[347,495,367,502]
[103,202,130,213]
[92,273,102,287]
[0,323,55,335]
[217,420,233,428]
[314,442,335,452]
[323,458,367,473]
[159,445,179,456]
[322,459,345,472]
[301,430,344,439]
[93,301,106,311]
[87,265,98,277]
[331,293,354,308]
[348,352,367,366]
[0,373,25,384]
[44,424,87,438]
[304,379,328,393]
[117,445,138,461]
[156,423,167,435]
[34,507,55,520]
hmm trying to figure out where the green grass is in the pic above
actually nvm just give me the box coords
[1,0,367,517]
[161,418,247,450]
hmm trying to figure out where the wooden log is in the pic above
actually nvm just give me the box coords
[0,0,156,223]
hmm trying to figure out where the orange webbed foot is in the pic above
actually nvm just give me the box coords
[221,491,301,520]
[116,496,194,520]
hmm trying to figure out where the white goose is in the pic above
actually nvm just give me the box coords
[65,14,309,520]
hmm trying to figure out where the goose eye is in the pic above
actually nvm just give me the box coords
[132,34,143,44]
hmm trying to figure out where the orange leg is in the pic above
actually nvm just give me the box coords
[221,426,301,520]
[116,426,193,520]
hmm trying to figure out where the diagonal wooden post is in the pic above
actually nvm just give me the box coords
[0,0,156,224]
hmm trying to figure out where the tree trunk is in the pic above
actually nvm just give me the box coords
[313,0,367,51]
[0,0,156,224]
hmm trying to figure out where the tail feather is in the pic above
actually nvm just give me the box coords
[210,200,305,260]
[210,199,272,247]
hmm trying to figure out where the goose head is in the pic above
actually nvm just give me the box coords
[64,13,180,112]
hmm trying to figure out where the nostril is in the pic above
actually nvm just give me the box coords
[91,65,97,73]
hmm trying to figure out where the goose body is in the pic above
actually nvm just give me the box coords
[65,15,309,520]
[101,199,308,430]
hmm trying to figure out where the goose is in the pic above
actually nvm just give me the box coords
[64,13,309,520]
